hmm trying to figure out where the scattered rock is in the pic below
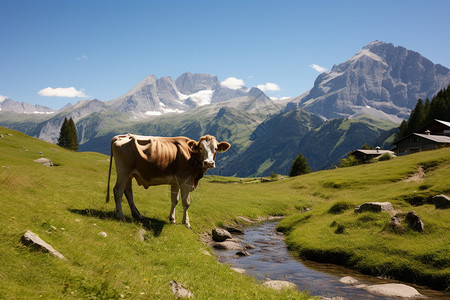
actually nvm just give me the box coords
[339,276,360,286]
[390,213,405,233]
[433,194,450,209]
[231,267,246,274]
[170,280,193,298]
[212,240,243,251]
[364,283,422,298]
[355,202,393,213]
[262,280,297,290]
[200,249,211,256]
[33,158,53,167]
[0,134,3,138]
[212,228,232,242]
[20,230,66,260]
[235,251,251,257]
[319,297,344,300]
[98,231,108,237]
[7,133,13,136]
[405,212,424,232]
[138,228,147,241]
[244,243,255,249]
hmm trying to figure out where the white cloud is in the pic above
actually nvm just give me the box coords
[221,77,245,90]
[309,64,328,73]
[256,82,281,92]
[38,87,88,98]
[0,95,8,102]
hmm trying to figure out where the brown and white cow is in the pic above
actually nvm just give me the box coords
[106,134,230,229]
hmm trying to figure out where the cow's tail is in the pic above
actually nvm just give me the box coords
[106,139,114,203]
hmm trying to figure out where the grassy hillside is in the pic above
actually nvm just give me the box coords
[1,126,448,298]
[277,148,450,291]
[0,127,309,299]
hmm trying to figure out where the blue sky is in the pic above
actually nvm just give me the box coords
[1,0,449,110]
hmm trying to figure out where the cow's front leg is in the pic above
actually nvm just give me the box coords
[169,185,179,224]
[180,187,191,229]
[124,178,142,221]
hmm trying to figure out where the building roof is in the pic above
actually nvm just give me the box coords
[413,133,450,143]
[416,119,450,133]
[394,133,450,145]
[351,149,395,155]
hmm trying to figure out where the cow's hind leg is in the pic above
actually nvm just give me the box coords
[124,178,142,221]
[169,185,179,224]
[180,187,191,229]
[113,180,127,220]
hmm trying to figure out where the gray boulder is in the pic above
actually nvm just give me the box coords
[33,158,53,167]
[235,251,251,257]
[433,194,450,209]
[262,280,297,290]
[405,211,425,232]
[364,283,422,298]
[212,240,243,251]
[20,230,66,260]
[339,276,360,286]
[355,202,393,213]
[170,280,193,298]
[212,228,232,242]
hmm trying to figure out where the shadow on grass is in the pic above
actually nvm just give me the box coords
[68,208,166,237]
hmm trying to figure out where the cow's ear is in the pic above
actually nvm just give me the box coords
[217,142,230,152]
[188,140,200,152]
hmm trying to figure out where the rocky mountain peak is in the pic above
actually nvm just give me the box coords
[292,41,450,122]
[175,72,219,95]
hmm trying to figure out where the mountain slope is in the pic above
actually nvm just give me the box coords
[290,41,450,122]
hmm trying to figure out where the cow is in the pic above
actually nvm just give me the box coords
[105,134,230,229]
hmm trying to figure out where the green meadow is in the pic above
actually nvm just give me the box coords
[0,126,449,299]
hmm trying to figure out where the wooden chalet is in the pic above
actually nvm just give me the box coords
[393,119,450,156]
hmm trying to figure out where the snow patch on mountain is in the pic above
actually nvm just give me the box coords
[178,89,214,106]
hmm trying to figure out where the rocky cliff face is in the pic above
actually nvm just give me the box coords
[291,41,450,122]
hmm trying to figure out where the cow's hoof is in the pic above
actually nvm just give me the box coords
[185,224,192,230]
[132,213,143,221]
[116,213,125,220]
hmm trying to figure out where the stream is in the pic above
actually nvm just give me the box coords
[213,221,448,299]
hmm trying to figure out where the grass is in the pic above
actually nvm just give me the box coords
[1,126,449,298]
[0,127,310,299]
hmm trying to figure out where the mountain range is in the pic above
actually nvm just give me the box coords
[1,41,449,176]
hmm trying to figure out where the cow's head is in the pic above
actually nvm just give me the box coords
[188,135,230,169]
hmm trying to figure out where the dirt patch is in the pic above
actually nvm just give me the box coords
[403,166,425,182]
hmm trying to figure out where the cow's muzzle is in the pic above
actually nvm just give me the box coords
[203,160,215,169]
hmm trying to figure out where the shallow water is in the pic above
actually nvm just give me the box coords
[214,221,449,299]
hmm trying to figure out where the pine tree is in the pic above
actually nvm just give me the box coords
[57,117,78,151]
[396,120,408,140]
[407,98,425,135]
[57,118,69,148]
[289,153,311,177]
[67,118,79,151]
